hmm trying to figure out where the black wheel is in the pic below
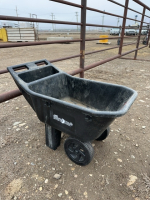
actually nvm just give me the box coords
[96,127,110,141]
[64,137,94,166]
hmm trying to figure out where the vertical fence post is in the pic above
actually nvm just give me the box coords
[118,0,129,55]
[80,0,87,78]
[146,25,150,47]
[134,7,146,59]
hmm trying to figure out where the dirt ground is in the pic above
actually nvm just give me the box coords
[0,34,150,200]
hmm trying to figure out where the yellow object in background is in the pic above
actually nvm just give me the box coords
[0,28,8,42]
[99,35,108,43]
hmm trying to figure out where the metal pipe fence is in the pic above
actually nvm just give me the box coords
[0,0,150,103]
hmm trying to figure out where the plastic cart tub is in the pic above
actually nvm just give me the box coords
[8,59,137,166]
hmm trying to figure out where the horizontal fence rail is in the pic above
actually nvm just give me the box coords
[0,36,141,49]
[108,0,150,15]
[0,41,138,75]
[133,0,150,11]
[0,15,82,25]
[0,39,82,48]
[87,6,149,24]
[0,0,150,103]
[120,57,150,61]
[0,44,147,103]
[49,0,83,8]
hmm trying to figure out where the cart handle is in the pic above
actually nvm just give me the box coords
[8,59,51,74]
[7,59,61,89]
[7,59,52,88]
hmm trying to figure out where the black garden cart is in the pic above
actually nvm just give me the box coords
[8,59,137,166]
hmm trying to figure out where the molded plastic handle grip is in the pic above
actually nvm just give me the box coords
[8,59,50,74]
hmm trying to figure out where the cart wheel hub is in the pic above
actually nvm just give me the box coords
[64,137,94,166]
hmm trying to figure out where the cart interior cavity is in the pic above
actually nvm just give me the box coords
[29,73,134,112]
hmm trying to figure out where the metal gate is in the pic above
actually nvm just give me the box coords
[0,0,150,103]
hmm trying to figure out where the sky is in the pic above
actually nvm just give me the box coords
[0,0,150,30]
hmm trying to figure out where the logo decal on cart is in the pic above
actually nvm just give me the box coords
[53,114,73,127]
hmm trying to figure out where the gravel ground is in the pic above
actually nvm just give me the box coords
[0,35,150,200]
